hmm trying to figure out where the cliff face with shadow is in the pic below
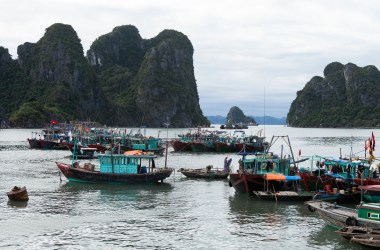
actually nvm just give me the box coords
[0,23,209,128]
[287,62,380,127]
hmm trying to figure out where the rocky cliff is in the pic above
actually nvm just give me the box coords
[0,23,209,128]
[226,106,256,125]
[87,25,208,127]
[287,62,380,127]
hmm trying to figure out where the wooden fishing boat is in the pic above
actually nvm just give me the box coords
[253,174,313,201]
[170,139,191,152]
[56,151,173,184]
[254,190,313,201]
[312,188,361,203]
[7,186,29,201]
[305,200,380,229]
[359,185,380,202]
[335,226,380,239]
[27,138,42,149]
[178,167,229,179]
[351,233,380,247]
[229,135,298,194]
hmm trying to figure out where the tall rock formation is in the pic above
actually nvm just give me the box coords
[12,23,106,126]
[0,23,209,128]
[226,106,256,125]
[87,26,209,127]
[287,62,380,127]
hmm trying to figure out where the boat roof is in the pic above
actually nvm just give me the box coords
[264,173,301,181]
[359,185,380,191]
[99,153,157,159]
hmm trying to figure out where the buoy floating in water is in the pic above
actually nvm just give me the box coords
[7,186,29,201]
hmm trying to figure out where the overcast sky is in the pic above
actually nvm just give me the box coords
[1,0,380,118]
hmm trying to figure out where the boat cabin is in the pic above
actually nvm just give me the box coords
[98,154,157,174]
[241,153,292,175]
[358,203,380,222]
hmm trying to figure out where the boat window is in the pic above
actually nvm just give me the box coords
[368,212,380,219]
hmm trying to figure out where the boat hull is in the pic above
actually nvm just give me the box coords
[56,162,173,184]
[170,140,191,152]
[254,191,313,201]
[27,138,41,149]
[179,169,229,179]
[229,173,265,193]
[306,200,380,229]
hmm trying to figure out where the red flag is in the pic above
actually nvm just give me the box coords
[366,138,371,150]
[372,132,376,151]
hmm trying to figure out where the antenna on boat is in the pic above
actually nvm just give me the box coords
[163,122,170,169]
[264,86,266,139]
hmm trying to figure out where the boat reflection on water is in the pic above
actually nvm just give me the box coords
[7,200,28,208]
[58,182,173,210]
[58,181,174,194]
[308,224,362,250]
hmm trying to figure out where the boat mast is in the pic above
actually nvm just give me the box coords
[164,122,170,169]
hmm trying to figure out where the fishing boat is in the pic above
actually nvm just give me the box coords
[351,233,380,247]
[359,185,380,202]
[56,150,173,184]
[178,167,229,179]
[297,156,362,193]
[7,186,29,201]
[253,174,313,201]
[335,226,380,239]
[229,135,298,194]
[305,200,380,228]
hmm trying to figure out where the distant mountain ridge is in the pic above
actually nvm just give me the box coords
[207,115,286,125]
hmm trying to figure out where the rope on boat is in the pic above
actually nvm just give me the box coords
[272,184,277,203]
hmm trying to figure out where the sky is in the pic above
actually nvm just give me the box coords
[1,0,380,118]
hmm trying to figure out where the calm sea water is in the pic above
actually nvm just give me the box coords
[0,126,377,249]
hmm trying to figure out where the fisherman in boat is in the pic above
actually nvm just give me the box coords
[224,157,232,173]
[346,164,352,181]
[331,163,339,174]
[369,160,378,178]
[357,164,364,179]
[266,160,273,173]
[238,159,244,173]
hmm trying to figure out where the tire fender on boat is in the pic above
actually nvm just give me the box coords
[346,216,358,226]
[228,181,233,187]
[307,205,316,213]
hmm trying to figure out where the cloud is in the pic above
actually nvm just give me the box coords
[1,0,380,118]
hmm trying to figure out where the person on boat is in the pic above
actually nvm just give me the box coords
[266,160,273,172]
[238,158,244,173]
[346,164,353,181]
[224,157,232,173]
[315,161,320,169]
[331,163,339,174]
[357,164,365,179]
[369,160,378,178]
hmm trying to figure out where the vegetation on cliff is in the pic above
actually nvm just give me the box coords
[0,23,209,128]
[287,62,380,127]
[226,106,256,125]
